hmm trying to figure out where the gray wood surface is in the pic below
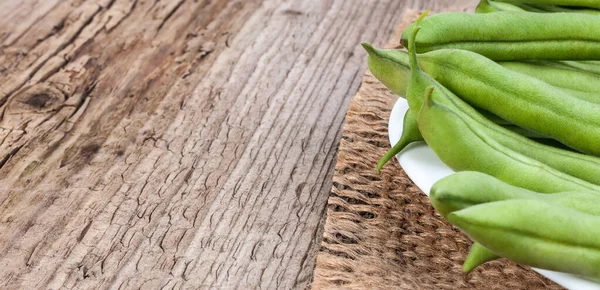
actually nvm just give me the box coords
[0,0,476,289]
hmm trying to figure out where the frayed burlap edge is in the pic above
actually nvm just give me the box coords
[312,9,563,290]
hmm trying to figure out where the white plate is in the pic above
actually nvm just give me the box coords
[388,97,600,290]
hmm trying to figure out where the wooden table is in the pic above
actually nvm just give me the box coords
[0,0,475,289]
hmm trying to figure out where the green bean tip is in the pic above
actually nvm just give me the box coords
[361,42,375,54]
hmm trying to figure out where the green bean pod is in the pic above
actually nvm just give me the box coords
[363,41,558,170]
[477,0,600,14]
[400,11,600,60]
[559,60,600,75]
[476,0,600,73]
[364,42,552,171]
[412,47,600,155]
[364,44,411,98]
[422,79,600,186]
[376,106,551,174]
[365,44,600,103]
[362,47,597,145]
[448,199,600,279]
[375,16,600,182]
[431,171,600,217]
[463,243,499,273]
[523,3,600,14]
[476,0,525,13]
[498,61,600,95]
[417,86,600,193]
[376,109,422,173]
[475,1,600,72]
[409,22,600,184]
[494,0,600,10]
[430,171,600,272]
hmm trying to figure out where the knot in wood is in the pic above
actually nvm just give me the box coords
[12,83,67,113]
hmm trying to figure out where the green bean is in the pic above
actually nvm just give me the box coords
[476,0,525,13]
[369,13,550,171]
[408,23,600,184]
[498,61,600,95]
[378,15,600,182]
[476,0,600,71]
[364,44,411,98]
[430,171,600,272]
[390,15,600,275]
[375,106,549,173]
[376,109,422,173]
[412,47,600,155]
[477,0,600,14]
[364,42,549,172]
[431,172,600,217]
[558,60,600,75]
[400,11,600,60]
[363,43,515,119]
[417,86,600,193]
[418,91,595,269]
[448,199,600,279]
[463,243,499,272]
[371,13,432,172]
[475,1,600,72]
[432,171,536,218]
[364,44,600,104]
[370,13,431,172]
[494,0,600,10]
[522,3,600,14]
[363,43,565,171]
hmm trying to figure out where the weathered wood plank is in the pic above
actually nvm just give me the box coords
[0,0,476,289]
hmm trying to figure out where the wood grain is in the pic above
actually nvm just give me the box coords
[0,0,476,289]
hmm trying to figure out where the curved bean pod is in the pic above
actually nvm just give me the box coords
[423,81,600,185]
[400,12,600,60]
[376,106,552,173]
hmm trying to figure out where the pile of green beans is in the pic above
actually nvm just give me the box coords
[364,2,600,282]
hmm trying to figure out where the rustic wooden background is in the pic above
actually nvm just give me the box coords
[0,0,475,289]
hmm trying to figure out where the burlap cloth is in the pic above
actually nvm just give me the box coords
[312,10,564,290]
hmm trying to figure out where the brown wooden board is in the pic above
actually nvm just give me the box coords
[312,9,564,290]
[0,0,483,289]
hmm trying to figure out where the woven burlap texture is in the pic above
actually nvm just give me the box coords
[312,9,564,290]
